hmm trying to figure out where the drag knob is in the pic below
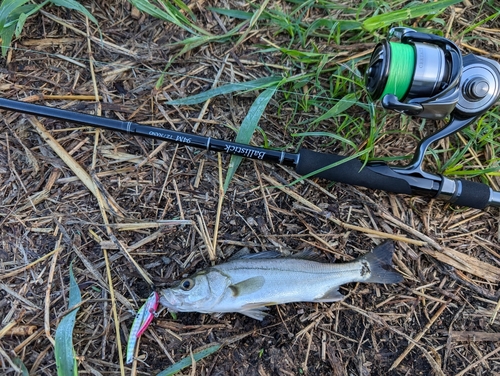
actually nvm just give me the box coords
[464,78,489,100]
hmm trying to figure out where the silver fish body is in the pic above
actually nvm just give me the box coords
[159,241,402,320]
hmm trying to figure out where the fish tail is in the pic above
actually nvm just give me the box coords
[361,241,403,284]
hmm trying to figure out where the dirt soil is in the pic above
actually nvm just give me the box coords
[1,1,500,375]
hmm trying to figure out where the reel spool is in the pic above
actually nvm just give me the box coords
[365,27,463,120]
[367,40,447,102]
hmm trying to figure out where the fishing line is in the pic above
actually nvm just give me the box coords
[380,42,415,101]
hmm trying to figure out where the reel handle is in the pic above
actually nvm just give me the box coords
[402,115,477,172]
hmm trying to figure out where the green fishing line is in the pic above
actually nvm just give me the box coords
[381,42,416,100]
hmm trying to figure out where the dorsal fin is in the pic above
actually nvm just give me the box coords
[229,250,282,261]
[290,249,323,261]
[230,249,322,261]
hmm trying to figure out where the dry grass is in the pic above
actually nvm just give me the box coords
[1,0,500,375]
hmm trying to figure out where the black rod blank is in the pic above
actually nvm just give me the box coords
[0,98,299,167]
[1,97,499,209]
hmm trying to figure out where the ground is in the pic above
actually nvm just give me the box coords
[1,0,500,375]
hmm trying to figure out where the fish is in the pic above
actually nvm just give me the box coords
[159,241,403,320]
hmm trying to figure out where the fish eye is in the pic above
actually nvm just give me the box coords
[180,278,195,291]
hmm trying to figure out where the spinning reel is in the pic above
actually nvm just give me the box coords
[365,27,500,174]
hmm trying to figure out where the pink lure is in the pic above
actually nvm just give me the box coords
[126,292,159,364]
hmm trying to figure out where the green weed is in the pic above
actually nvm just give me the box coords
[0,0,99,56]
[54,262,81,376]
[156,343,222,376]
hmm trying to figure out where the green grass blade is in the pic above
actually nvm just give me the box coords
[0,0,100,56]
[0,0,33,56]
[175,34,223,56]
[170,0,196,20]
[54,262,81,376]
[166,76,281,105]
[311,92,359,124]
[128,0,193,34]
[128,0,209,36]
[306,18,362,36]
[207,7,255,20]
[234,0,271,46]
[292,131,357,150]
[173,20,244,56]
[157,0,197,29]
[0,0,31,23]
[49,0,99,25]
[0,23,16,56]
[278,47,331,62]
[362,0,463,31]
[156,343,222,376]
[12,358,29,376]
[15,2,47,36]
[223,84,278,192]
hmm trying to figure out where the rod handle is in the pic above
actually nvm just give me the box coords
[295,149,413,195]
[453,179,492,209]
[296,149,498,209]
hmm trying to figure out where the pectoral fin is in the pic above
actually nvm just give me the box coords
[229,276,265,297]
[314,286,344,302]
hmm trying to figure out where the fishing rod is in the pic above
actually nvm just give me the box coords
[0,28,499,210]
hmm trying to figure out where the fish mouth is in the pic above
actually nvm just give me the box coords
[158,290,181,310]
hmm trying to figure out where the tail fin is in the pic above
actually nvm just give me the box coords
[361,241,403,284]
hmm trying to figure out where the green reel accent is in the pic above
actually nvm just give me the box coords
[381,42,416,100]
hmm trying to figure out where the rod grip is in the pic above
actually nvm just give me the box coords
[454,179,491,209]
[295,149,413,194]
